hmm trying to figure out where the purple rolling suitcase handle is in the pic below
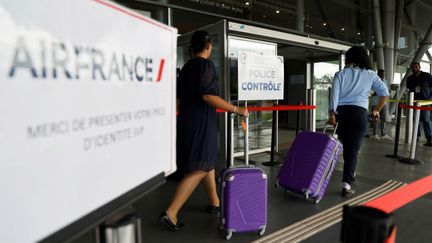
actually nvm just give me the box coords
[323,122,338,137]
[219,112,267,240]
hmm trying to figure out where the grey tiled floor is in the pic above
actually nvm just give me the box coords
[73,120,432,243]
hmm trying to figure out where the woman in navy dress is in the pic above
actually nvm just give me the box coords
[160,30,248,231]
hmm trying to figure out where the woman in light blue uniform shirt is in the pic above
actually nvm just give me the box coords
[328,46,389,197]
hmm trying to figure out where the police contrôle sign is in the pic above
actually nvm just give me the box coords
[237,51,284,101]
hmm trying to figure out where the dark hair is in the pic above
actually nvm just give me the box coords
[378,69,385,75]
[189,30,212,55]
[411,61,420,66]
[345,46,372,70]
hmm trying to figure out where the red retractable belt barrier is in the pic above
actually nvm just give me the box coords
[246,105,316,111]
[399,104,432,111]
[216,104,316,113]
[177,105,315,117]
[363,175,432,213]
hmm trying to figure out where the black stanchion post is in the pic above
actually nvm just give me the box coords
[296,109,300,135]
[296,101,302,135]
[385,103,402,159]
[262,104,281,166]
[270,108,276,164]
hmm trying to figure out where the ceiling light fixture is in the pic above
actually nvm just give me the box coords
[341,27,345,31]
[245,2,250,5]
[276,10,280,14]
[323,23,327,26]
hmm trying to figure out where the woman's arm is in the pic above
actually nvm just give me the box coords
[202,95,248,116]
[371,74,390,117]
[372,96,388,117]
[176,99,180,113]
[328,73,341,125]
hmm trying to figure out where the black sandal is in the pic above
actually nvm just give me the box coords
[206,205,220,214]
[159,212,184,232]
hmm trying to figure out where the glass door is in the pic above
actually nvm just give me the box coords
[227,36,277,155]
[177,20,229,160]
[313,58,341,128]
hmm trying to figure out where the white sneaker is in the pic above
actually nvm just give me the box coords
[371,134,381,140]
[380,135,393,140]
[342,182,351,190]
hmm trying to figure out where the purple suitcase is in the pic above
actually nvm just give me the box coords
[276,128,342,203]
[219,113,267,240]
[220,166,267,239]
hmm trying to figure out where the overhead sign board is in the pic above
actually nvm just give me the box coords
[237,51,284,101]
[0,0,177,242]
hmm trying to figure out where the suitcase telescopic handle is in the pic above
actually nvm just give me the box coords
[229,112,249,167]
[323,122,338,137]
[230,113,235,167]
[244,115,249,166]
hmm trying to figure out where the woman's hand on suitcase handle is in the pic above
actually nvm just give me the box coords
[328,116,336,125]
[234,106,249,117]
[328,110,336,125]
[371,110,380,120]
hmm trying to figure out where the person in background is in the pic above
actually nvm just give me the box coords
[369,69,392,140]
[328,46,389,197]
[159,30,248,232]
[406,62,432,147]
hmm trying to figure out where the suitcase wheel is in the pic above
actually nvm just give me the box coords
[258,226,266,236]
[225,230,233,240]
[219,223,224,231]
[303,188,311,199]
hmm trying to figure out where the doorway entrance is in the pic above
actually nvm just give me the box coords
[177,20,349,163]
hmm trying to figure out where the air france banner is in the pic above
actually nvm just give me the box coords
[0,0,177,242]
[238,51,284,101]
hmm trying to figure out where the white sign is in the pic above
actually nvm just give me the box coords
[0,1,177,242]
[237,51,284,101]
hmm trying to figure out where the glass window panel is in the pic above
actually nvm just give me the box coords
[314,61,339,124]
[420,61,431,73]
[228,37,277,152]
[394,65,409,85]
[393,72,402,85]
[228,37,276,58]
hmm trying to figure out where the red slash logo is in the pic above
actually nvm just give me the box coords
[156,59,165,82]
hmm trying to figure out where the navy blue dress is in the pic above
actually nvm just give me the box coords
[177,57,218,172]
